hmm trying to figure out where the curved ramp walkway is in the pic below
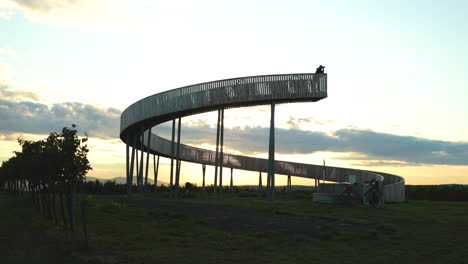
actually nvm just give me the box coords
[120,73,405,202]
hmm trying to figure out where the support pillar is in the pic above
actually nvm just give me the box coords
[135,148,139,184]
[267,103,275,200]
[202,164,206,192]
[219,108,225,199]
[266,170,270,192]
[153,155,159,191]
[138,128,144,193]
[176,160,182,188]
[126,134,130,193]
[322,159,326,185]
[144,127,152,192]
[213,109,221,199]
[175,117,182,195]
[229,168,233,192]
[287,175,292,192]
[170,119,176,191]
[128,134,136,194]
[258,172,262,190]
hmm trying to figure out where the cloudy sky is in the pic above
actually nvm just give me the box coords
[1,0,468,185]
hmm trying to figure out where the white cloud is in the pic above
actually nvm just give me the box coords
[0,47,18,77]
[0,0,208,36]
[0,82,40,100]
[6,0,78,12]
[0,47,19,60]
[0,132,17,141]
[0,8,14,19]
[0,59,8,73]
[0,59,11,75]
[0,0,138,32]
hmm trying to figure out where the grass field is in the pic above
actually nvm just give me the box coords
[1,191,468,264]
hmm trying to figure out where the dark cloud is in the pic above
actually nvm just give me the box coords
[154,123,468,166]
[0,98,121,139]
[157,123,337,155]
[331,129,468,165]
[3,86,467,166]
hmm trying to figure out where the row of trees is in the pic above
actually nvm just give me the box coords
[71,180,468,202]
[0,125,92,231]
[77,180,307,197]
[405,185,468,201]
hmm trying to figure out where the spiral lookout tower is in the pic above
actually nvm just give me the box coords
[120,71,405,203]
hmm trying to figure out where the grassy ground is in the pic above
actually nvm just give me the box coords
[0,194,83,264]
[1,191,468,263]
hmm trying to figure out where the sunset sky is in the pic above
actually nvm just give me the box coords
[1,0,468,185]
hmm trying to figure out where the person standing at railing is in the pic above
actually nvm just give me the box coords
[315,65,325,74]
[313,65,325,92]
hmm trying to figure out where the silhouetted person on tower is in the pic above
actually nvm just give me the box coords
[315,65,325,74]
[313,65,325,91]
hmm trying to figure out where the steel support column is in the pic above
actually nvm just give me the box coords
[287,175,292,192]
[266,170,270,193]
[175,117,182,195]
[138,128,144,193]
[267,103,275,200]
[176,160,182,188]
[202,164,206,192]
[229,168,233,192]
[219,108,225,199]
[153,155,159,191]
[133,135,138,193]
[322,159,326,186]
[213,109,221,199]
[258,172,262,190]
[125,134,130,193]
[128,134,136,194]
[144,127,152,192]
[135,148,139,183]
[170,119,176,191]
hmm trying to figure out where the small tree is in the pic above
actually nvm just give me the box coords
[60,125,92,231]
[16,139,49,215]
